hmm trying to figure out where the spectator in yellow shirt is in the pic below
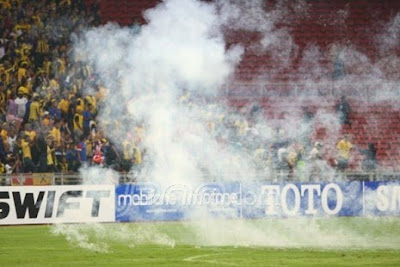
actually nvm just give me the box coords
[56,56,66,77]
[42,56,51,77]
[75,94,85,112]
[46,137,56,173]
[58,94,70,119]
[17,135,35,173]
[84,95,97,114]
[49,76,59,91]
[24,123,36,142]
[3,61,15,85]
[0,123,7,146]
[336,134,353,171]
[49,119,62,146]
[73,107,83,136]
[133,145,142,165]
[17,62,27,83]
[29,96,40,123]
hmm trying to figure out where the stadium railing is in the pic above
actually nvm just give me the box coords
[0,170,399,186]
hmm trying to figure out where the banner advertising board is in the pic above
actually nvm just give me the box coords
[115,182,241,222]
[0,185,115,225]
[1,181,398,224]
[115,181,400,222]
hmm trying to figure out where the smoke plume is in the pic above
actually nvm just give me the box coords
[52,0,400,251]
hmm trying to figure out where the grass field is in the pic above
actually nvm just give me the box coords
[1,218,400,266]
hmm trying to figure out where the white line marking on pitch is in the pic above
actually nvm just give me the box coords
[183,253,239,266]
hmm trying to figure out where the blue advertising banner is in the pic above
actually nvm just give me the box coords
[240,182,364,218]
[363,181,400,216]
[115,182,240,222]
[115,181,400,222]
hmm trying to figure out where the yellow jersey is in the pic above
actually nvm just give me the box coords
[25,130,36,141]
[58,99,69,114]
[29,101,40,121]
[73,113,83,131]
[337,139,353,159]
[50,127,61,146]
[21,140,31,159]
[47,146,54,165]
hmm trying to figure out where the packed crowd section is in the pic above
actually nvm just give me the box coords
[0,0,379,178]
[0,0,113,174]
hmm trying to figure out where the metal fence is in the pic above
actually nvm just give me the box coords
[0,170,399,186]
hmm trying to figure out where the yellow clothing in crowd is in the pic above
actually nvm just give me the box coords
[29,101,40,121]
[133,147,142,164]
[85,95,97,113]
[73,113,83,131]
[17,67,27,83]
[337,139,353,159]
[18,85,29,95]
[50,127,61,146]
[0,92,5,107]
[122,140,142,164]
[76,97,85,112]
[58,98,70,114]
[57,58,66,75]
[49,79,59,90]
[60,162,68,172]
[0,129,7,142]
[24,130,36,141]
[42,60,51,75]
[36,40,49,54]
[4,65,15,85]
[14,23,31,32]
[0,0,11,9]
[47,146,54,165]
[21,139,31,159]
[32,15,43,28]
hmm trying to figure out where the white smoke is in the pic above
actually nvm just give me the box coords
[376,13,400,57]
[53,0,400,251]
[51,223,175,252]
[76,0,249,186]
[80,166,119,185]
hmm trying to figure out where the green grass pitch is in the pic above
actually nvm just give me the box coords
[1,218,400,266]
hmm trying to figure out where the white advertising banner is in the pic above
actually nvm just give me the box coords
[0,185,115,225]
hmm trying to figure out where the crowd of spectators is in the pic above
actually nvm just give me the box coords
[0,0,126,175]
[178,92,378,181]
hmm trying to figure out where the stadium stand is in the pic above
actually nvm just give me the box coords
[0,0,399,185]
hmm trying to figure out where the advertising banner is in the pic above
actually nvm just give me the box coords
[116,182,240,222]
[0,185,115,225]
[363,181,400,216]
[115,181,400,222]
